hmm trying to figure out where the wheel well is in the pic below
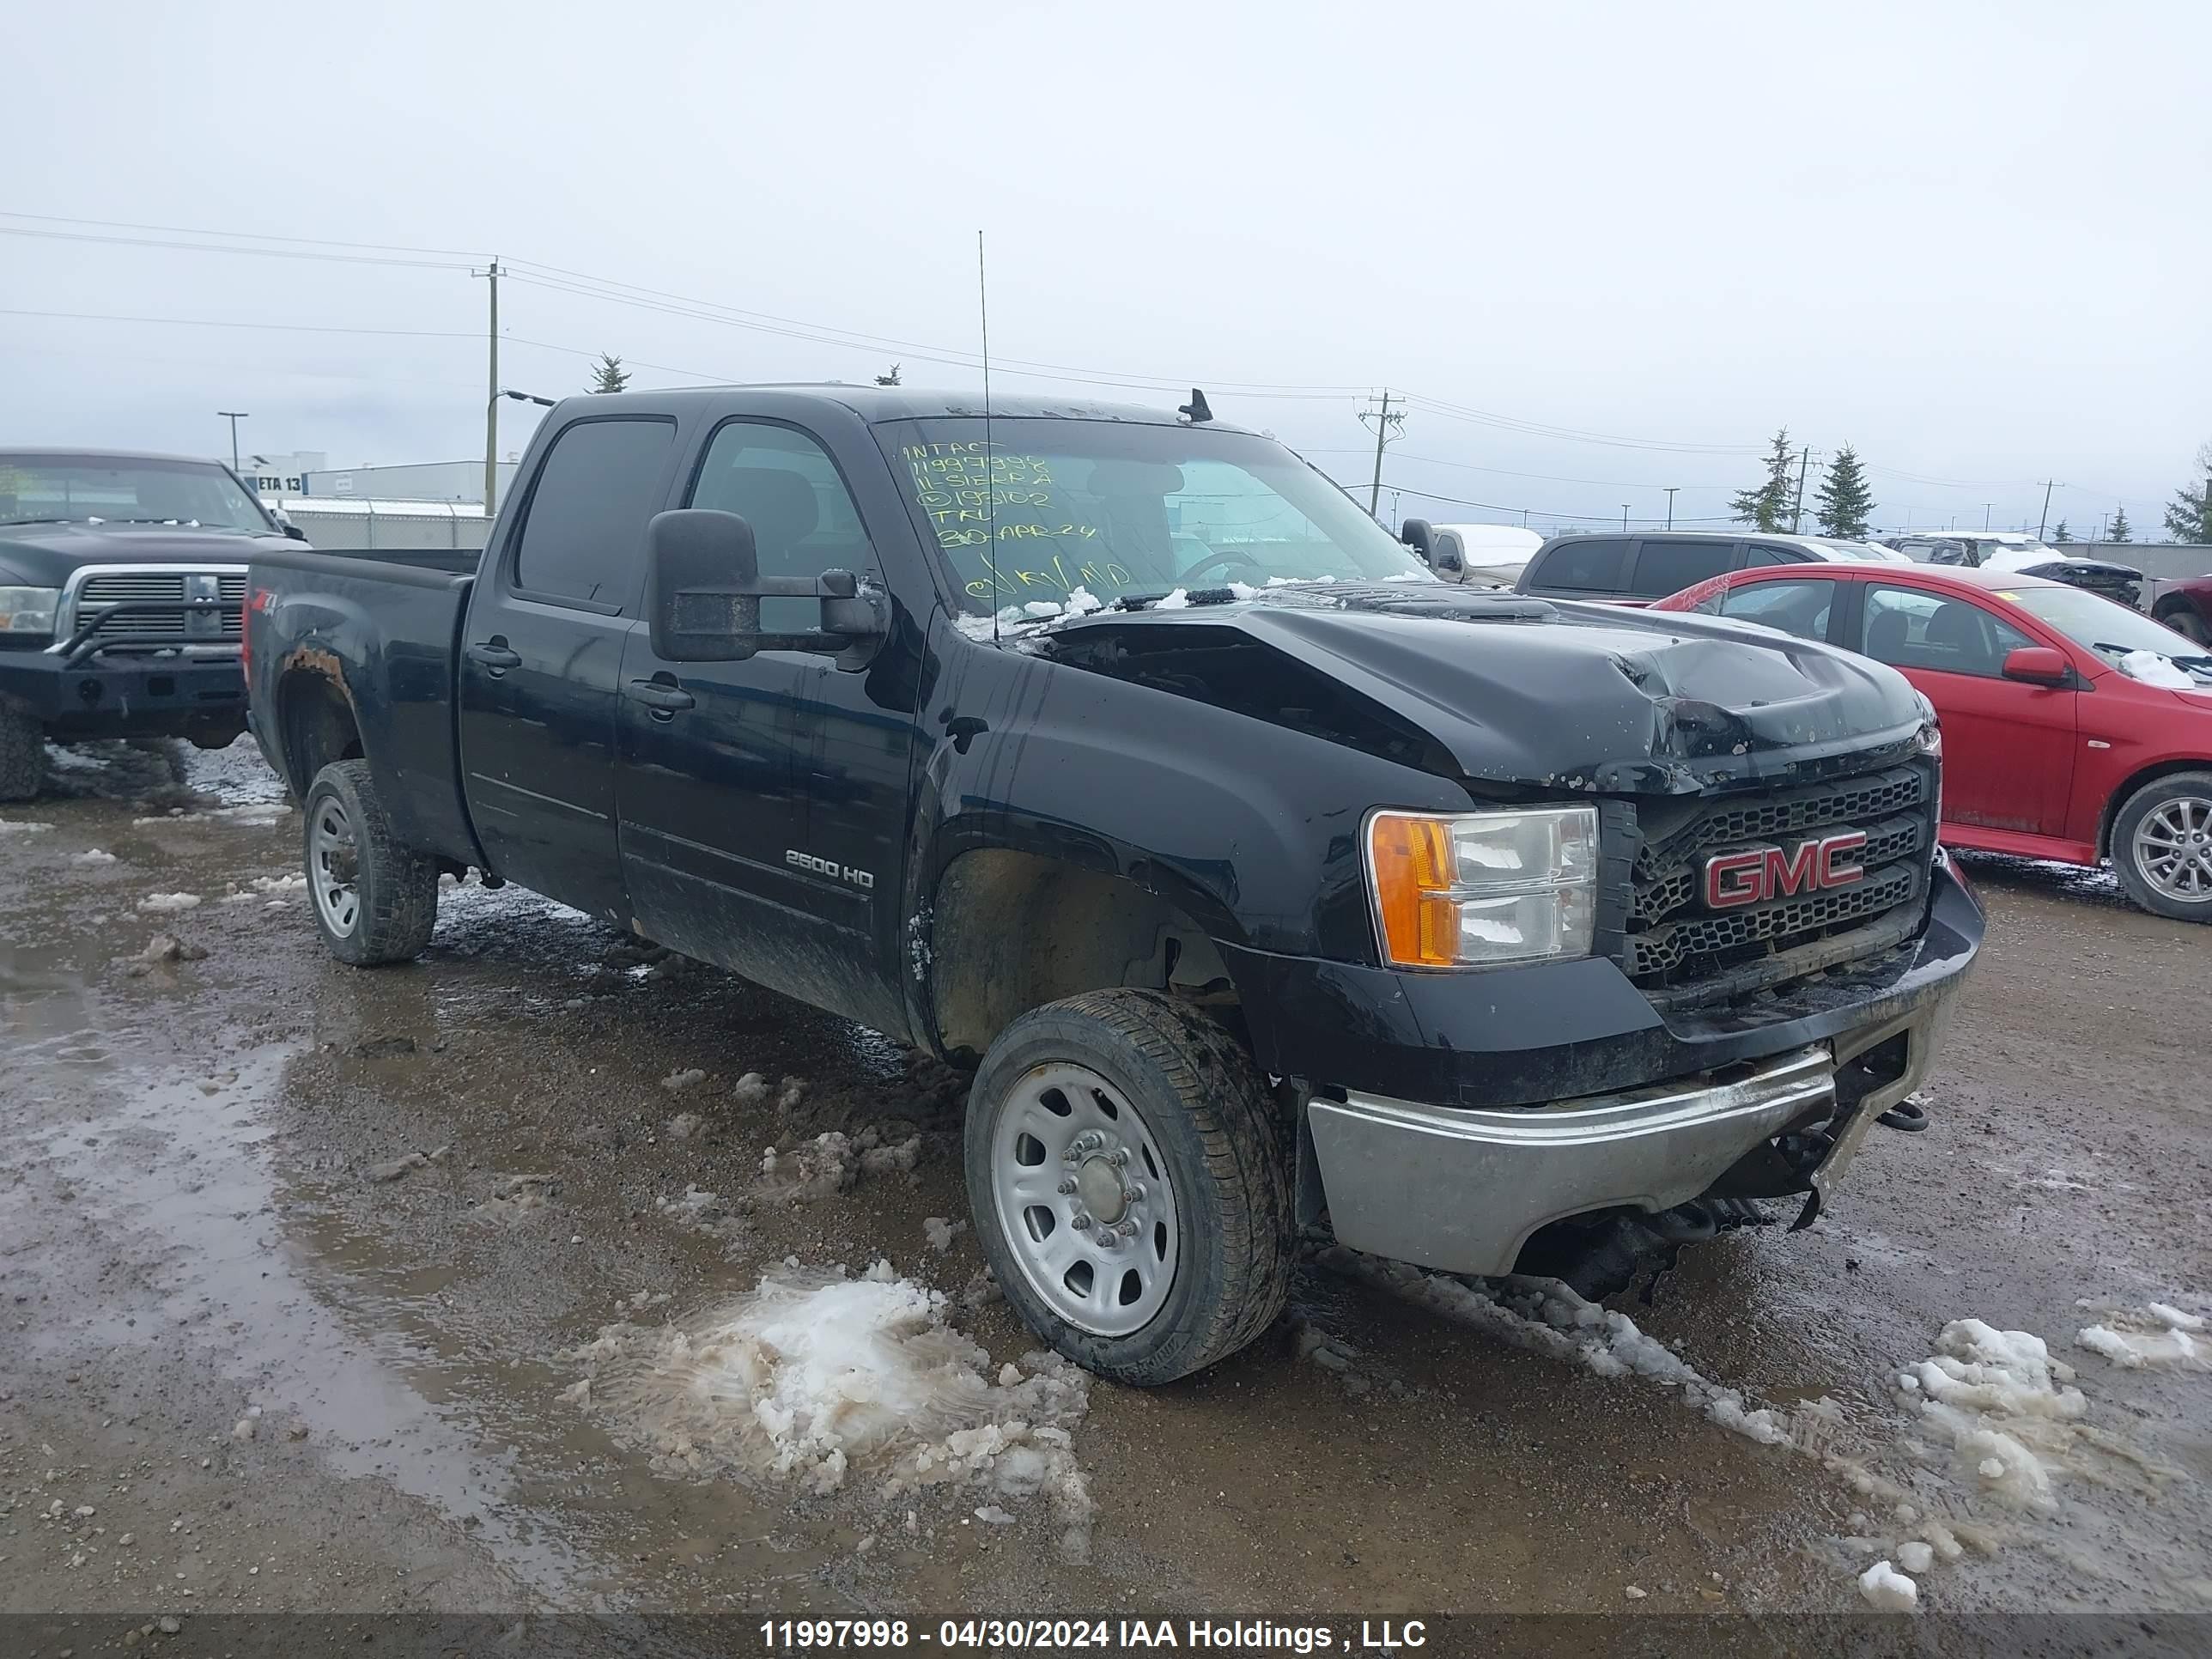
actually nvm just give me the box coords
[276,667,363,796]
[929,849,1237,1063]
[2099,760,2212,856]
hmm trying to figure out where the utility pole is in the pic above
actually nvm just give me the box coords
[2036,480,2057,539]
[217,411,249,472]
[1790,446,1814,533]
[1664,487,1679,531]
[1983,502,1993,531]
[1621,504,1631,532]
[478,257,502,515]
[1358,390,1404,517]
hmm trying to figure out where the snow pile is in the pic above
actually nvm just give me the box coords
[2117,649,2197,690]
[1154,587,1190,610]
[72,848,118,865]
[731,1072,806,1112]
[137,892,203,913]
[758,1126,920,1200]
[250,872,307,894]
[0,819,54,835]
[1318,1249,1796,1445]
[2075,1303,2207,1370]
[565,1263,1095,1556]
[1899,1319,2086,1513]
[1856,1559,1918,1612]
[662,1067,707,1092]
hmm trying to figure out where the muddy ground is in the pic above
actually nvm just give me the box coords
[3,738,2209,1647]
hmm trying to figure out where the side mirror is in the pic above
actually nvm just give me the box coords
[2002,645,2069,686]
[1400,517,1435,565]
[645,507,884,669]
[283,523,307,542]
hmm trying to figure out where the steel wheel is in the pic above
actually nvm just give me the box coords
[309,794,362,937]
[2132,793,2212,902]
[989,1060,1181,1337]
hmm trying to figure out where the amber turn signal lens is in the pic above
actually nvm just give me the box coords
[1369,812,1458,967]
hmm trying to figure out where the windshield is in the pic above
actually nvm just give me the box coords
[0,455,273,533]
[2008,585,2212,671]
[876,418,1431,611]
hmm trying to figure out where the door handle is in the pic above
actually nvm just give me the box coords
[623,678,696,714]
[466,641,521,670]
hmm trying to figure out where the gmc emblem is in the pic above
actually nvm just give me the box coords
[1704,830,1868,910]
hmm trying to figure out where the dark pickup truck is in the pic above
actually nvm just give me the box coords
[0,448,306,799]
[246,386,1984,1384]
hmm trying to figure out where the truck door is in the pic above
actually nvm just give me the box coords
[456,414,679,923]
[616,417,921,1030]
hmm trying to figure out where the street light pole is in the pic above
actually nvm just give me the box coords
[1621,504,1631,532]
[1664,487,1679,531]
[217,411,249,473]
[478,258,502,514]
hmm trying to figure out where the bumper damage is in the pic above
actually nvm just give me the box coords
[1305,979,1953,1279]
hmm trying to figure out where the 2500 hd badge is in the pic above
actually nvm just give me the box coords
[787,848,876,889]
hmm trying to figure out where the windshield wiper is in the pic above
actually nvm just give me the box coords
[0,517,80,526]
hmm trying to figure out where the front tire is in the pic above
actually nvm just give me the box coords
[0,704,46,803]
[2112,771,2212,921]
[2155,603,2210,647]
[302,760,439,963]
[964,989,1291,1386]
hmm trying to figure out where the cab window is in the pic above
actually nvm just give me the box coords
[1627,539,1738,599]
[689,420,876,630]
[1529,537,1629,592]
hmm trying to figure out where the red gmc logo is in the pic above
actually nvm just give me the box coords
[1704,830,1868,909]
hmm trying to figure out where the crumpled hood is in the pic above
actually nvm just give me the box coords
[0,521,287,586]
[1038,583,1926,795]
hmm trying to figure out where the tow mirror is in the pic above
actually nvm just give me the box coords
[645,507,885,669]
[2002,646,2069,686]
[1401,517,1436,566]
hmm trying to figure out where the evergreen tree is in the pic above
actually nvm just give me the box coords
[874,363,902,386]
[2051,520,2072,543]
[1814,443,1875,539]
[2108,507,2132,544]
[2161,442,2212,543]
[1731,428,1796,532]
[589,353,629,394]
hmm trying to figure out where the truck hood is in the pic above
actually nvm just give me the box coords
[0,521,289,586]
[1032,583,1927,796]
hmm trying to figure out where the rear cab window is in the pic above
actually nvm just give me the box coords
[1626,539,1739,599]
[508,417,678,611]
[1527,537,1630,593]
[1715,576,1839,642]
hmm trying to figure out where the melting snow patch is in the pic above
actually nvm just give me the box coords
[1901,1320,2086,1513]
[2118,649,2196,690]
[1154,587,1190,609]
[72,848,118,864]
[564,1262,1095,1557]
[137,892,203,913]
[2075,1303,2207,1370]
[662,1067,707,1092]
[0,819,54,835]
[250,872,307,893]
[923,1217,966,1255]
[1320,1249,1797,1445]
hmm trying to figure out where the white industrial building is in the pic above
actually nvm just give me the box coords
[301,459,518,504]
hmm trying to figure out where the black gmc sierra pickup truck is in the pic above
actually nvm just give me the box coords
[0,448,302,799]
[246,386,1984,1384]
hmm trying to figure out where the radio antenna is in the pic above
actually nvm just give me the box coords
[977,230,1000,643]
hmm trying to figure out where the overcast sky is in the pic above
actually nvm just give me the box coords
[3,0,2205,536]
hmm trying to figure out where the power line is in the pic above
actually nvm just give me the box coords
[0,210,483,258]
[0,223,473,270]
[0,305,478,341]
[1300,447,1739,492]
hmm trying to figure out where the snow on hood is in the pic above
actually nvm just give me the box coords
[1024,581,1927,796]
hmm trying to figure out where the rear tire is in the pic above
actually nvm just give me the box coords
[0,705,46,803]
[2112,771,2212,922]
[301,760,439,963]
[964,989,1291,1386]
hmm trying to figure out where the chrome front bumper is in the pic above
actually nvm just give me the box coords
[1307,1008,1942,1275]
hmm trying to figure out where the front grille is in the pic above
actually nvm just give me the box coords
[1625,760,1936,995]
[74,570,244,641]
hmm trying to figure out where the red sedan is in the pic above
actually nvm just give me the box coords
[1651,562,2212,921]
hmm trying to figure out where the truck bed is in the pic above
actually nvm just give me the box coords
[246,546,481,863]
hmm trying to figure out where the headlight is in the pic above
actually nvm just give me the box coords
[0,586,60,633]
[1366,805,1599,969]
